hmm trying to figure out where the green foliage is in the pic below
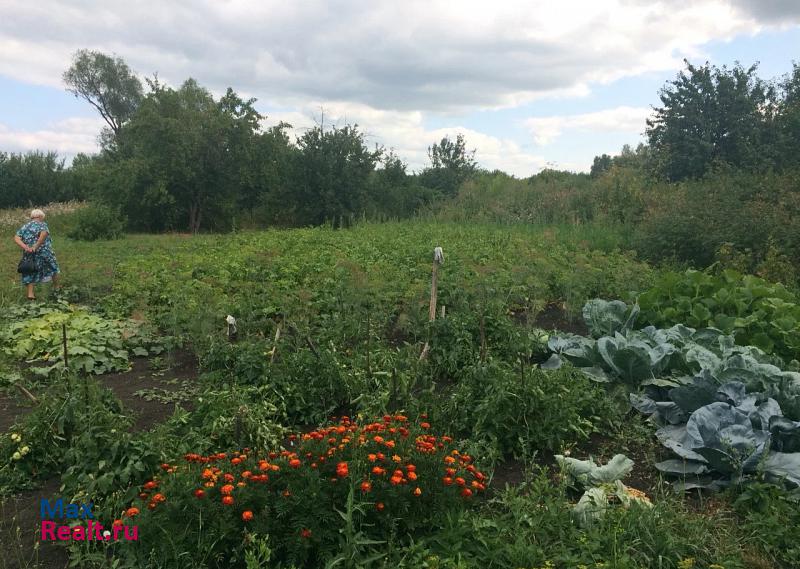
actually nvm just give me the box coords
[418,134,478,197]
[161,386,287,453]
[734,483,800,568]
[633,168,800,278]
[0,151,81,208]
[637,269,800,361]
[0,378,124,494]
[115,417,488,567]
[66,202,126,241]
[647,61,775,181]
[63,49,143,136]
[0,302,157,376]
[443,362,619,457]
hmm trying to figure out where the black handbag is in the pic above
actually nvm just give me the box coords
[17,253,36,274]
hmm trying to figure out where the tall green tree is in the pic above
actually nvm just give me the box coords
[646,61,774,181]
[418,134,478,196]
[291,125,382,226]
[108,79,261,232]
[63,49,143,136]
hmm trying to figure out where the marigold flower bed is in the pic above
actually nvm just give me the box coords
[118,415,487,565]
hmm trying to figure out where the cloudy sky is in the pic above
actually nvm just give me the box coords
[1,0,798,176]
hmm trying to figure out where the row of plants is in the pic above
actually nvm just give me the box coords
[636,269,800,362]
[0,300,165,378]
[546,299,800,493]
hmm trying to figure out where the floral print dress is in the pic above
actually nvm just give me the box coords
[16,220,60,285]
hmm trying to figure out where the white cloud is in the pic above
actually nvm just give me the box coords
[0,1,791,112]
[0,118,104,157]
[524,106,652,146]
[0,1,797,176]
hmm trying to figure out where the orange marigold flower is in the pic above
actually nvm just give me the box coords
[455,477,466,487]
[125,507,139,518]
[376,502,385,512]
[461,488,473,498]
[201,468,215,480]
[204,481,215,488]
[221,484,235,495]
[336,462,349,477]
[420,422,431,429]
[282,489,291,497]
[367,453,377,462]
[242,471,252,479]
[373,436,384,444]
[143,481,158,490]
[237,482,246,488]
[289,458,301,468]
[222,496,234,506]
[407,471,418,481]
[300,528,312,539]
[231,458,242,465]
[194,489,205,499]
[112,519,123,527]
[138,492,149,500]
[152,493,166,503]
[413,487,422,497]
[376,453,385,461]
[444,456,456,465]
[147,501,157,510]
[390,476,403,486]
[242,510,254,522]
[223,473,235,482]
[160,463,171,471]
[360,481,372,493]
[443,476,453,486]
[385,440,396,449]
[406,464,417,472]
[372,466,386,476]
[392,454,402,463]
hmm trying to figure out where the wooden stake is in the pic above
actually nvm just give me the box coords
[62,322,69,370]
[428,260,439,322]
[270,322,282,365]
[420,247,444,361]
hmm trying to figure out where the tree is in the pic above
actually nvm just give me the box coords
[418,134,478,196]
[590,154,612,178]
[63,49,143,135]
[107,78,261,232]
[646,60,774,181]
[290,125,382,226]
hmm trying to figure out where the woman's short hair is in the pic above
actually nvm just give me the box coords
[30,209,45,220]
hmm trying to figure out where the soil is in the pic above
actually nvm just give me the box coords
[98,350,198,431]
[0,392,33,435]
[533,302,589,336]
[0,477,69,569]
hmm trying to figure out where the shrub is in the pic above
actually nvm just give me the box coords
[443,362,620,458]
[67,202,126,241]
[114,416,487,567]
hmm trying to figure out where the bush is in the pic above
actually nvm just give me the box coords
[113,416,488,567]
[67,203,126,241]
[442,362,620,458]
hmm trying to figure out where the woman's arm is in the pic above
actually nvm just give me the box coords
[14,235,33,253]
[31,230,48,252]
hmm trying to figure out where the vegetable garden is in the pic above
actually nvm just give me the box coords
[1,217,798,568]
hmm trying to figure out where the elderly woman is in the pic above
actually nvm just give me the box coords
[13,209,61,300]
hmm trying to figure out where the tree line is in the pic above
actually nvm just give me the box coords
[2,51,798,240]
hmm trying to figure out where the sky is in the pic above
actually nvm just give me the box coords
[0,0,798,176]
